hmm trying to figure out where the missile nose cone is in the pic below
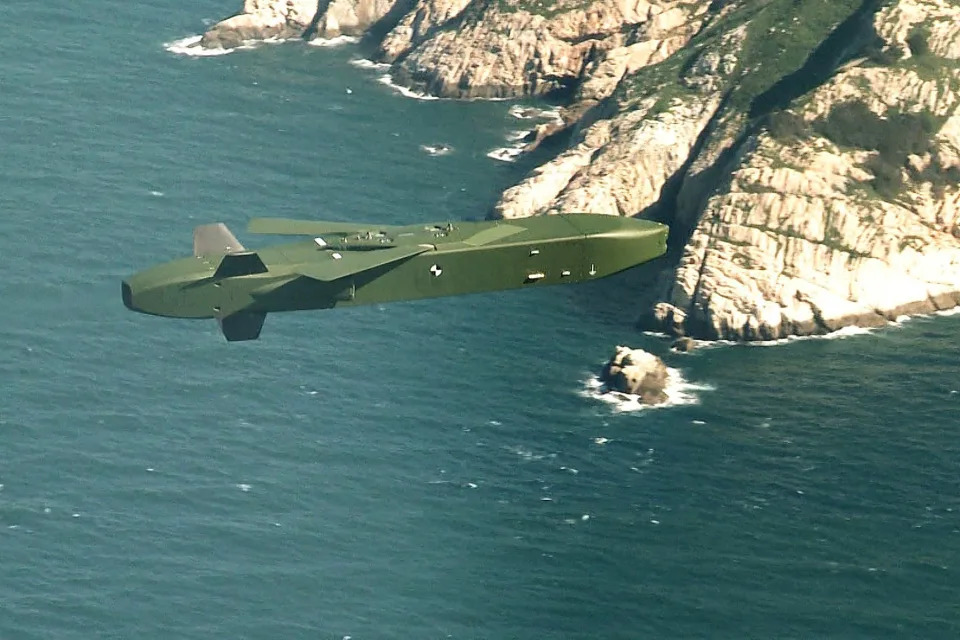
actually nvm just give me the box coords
[121,280,135,311]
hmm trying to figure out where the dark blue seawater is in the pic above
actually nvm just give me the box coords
[1,2,958,638]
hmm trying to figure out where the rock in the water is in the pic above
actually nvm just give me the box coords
[671,337,695,352]
[200,0,323,49]
[600,345,668,405]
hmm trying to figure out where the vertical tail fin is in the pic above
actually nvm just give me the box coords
[193,224,265,341]
[194,223,244,257]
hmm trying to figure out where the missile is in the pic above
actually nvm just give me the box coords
[121,214,668,341]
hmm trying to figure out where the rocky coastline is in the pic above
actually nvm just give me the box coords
[197,0,960,341]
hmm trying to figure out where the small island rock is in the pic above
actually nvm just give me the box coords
[600,345,668,406]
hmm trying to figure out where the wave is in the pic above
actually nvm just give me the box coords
[490,108,560,162]
[164,35,231,57]
[579,367,712,412]
[508,105,562,123]
[376,74,440,101]
[420,144,454,156]
[936,305,960,317]
[762,324,876,346]
[349,58,390,71]
[164,34,294,57]
[307,35,359,48]
[673,305,960,350]
[486,145,525,163]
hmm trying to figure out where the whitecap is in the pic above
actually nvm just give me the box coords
[377,74,440,101]
[643,330,671,339]
[164,35,233,57]
[508,104,562,123]
[149,190,164,197]
[165,34,296,57]
[580,367,712,412]
[308,35,359,48]
[738,324,877,347]
[487,145,525,163]
[504,445,544,461]
[236,483,252,492]
[420,143,453,156]
[936,306,960,317]
[508,105,539,120]
[349,58,390,71]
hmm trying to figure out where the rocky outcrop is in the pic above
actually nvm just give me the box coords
[383,0,706,99]
[599,346,668,405]
[313,0,403,39]
[197,0,960,341]
[201,0,321,48]
[651,0,960,340]
[200,0,405,47]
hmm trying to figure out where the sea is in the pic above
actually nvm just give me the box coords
[1,2,958,638]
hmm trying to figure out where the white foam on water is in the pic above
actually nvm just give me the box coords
[307,35,359,48]
[685,324,879,350]
[376,74,440,101]
[507,104,563,122]
[751,324,877,347]
[420,144,454,156]
[165,34,295,57]
[487,145,525,163]
[580,367,712,413]
[236,483,252,492]
[504,445,546,461]
[349,58,390,71]
[691,310,960,349]
[164,35,232,57]
[507,105,539,120]
[149,190,164,197]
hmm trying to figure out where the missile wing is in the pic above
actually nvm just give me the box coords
[247,217,403,237]
[122,214,669,341]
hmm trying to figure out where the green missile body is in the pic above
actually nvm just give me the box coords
[122,214,668,341]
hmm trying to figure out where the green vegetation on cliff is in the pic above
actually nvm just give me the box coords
[733,0,866,111]
[619,0,873,117]
[805,99,957,200]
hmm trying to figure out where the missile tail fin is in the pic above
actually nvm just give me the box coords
[194,223,245,257]
[218,311,267,342]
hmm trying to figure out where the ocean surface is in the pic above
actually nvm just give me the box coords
[1,2,958,638]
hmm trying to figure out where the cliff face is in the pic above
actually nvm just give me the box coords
[199,0,960,341]
[651,0,960,339]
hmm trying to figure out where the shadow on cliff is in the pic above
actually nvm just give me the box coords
[360,0,478,64]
